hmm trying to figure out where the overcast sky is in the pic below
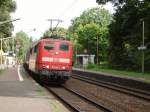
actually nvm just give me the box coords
[11,0,114,40]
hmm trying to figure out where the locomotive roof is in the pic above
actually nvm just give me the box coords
[40,38,71,43]
[30,38,72,49]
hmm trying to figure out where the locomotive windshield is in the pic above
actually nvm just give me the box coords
[44,43,55,50]
[60,43,69,51]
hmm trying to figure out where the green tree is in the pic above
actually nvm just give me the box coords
[69,7,112,32]
[42,27,69,39]
[96,0,150,71]
[0,0,16,38]
[69,7,112,62]
[15,31,30,62]
[43,30,52,37]
[76,23,99,54]
[0,0,16,12]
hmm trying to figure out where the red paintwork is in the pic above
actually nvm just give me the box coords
[29,39,73,73]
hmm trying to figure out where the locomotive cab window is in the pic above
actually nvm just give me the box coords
[30,49,32,54]
[34,44,38,53]
[44,43,55,51]
[60,43,69,51]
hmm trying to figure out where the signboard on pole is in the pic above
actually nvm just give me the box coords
[138,46,147,50]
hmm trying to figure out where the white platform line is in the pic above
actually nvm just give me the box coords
[17,65,24,81]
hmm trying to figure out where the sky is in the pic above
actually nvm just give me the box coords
[11,0,114,40]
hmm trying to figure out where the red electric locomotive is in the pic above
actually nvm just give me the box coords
[24,38,73,84]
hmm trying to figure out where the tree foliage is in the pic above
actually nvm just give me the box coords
[0,0,16,12]
[96,0,150,71]
[0,0,16,38]
[69,7,112,62]
[15,31,30,61]
[42,27,68,39]
[43,30,52,37]
[69,7,112,32]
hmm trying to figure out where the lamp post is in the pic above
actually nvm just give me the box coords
[0,38,2,65]
[25,28,36,33]
[96,36,99,65]
[0,37,15,65]
[0,18,21,66]
[138,19,146,73]
[142,20,145,73]
[26,28,36,46]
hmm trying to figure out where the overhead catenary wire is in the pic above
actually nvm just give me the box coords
[47,0,79,34]
[57,0,79,19]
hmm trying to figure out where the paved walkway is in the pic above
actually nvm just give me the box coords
[0,65,70,112]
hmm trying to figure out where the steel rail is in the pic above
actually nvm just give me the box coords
[62,85,112,112]
[46,86,112,112]
[72,74,150,101]
[46,86,80,112]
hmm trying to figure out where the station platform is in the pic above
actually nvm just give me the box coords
[0,65,70,112]
[73,67,150,82]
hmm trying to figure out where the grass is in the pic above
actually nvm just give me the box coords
[0,69,5,75]
[76,64,150,83]
[0,70,2,74]
[36,85,46,96]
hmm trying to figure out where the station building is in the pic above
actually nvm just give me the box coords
[76,54,95,66]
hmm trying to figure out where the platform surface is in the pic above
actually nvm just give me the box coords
[0,65,70,112]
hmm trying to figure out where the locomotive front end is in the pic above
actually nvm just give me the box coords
[36,39,73,83]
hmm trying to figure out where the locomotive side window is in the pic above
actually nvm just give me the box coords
[34,44,38,53]
[30,48,32,54]
[44,43,55,51]
[60,43,69,51]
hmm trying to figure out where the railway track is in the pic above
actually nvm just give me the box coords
[72,74,150,101]
[46,86,112,112]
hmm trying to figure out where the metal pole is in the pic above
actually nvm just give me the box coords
[0,39,2,65]
[97,36,99,65]
[0,37,15,66]
[142,20,145,73]
[48,19,63,32]
[0,19,20,67]
[50,20,52,31]
[87,38,89,64]
[13,37,14,53]
[0,18,21,25]
[76,44,78,64]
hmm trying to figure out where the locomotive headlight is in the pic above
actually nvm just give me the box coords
[46,65,49,69]
[62,66,66,69]
[43,65,49,69]
[55,52,59,55]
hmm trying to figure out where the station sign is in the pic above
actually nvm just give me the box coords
[138,46,147,50]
